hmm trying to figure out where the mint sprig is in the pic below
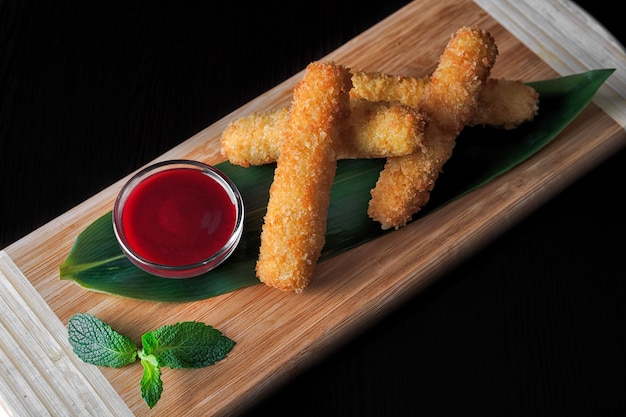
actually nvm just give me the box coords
[67,313,235,409]
[68,312,138,367]
[138,352,163,409]
[142,321,236,368]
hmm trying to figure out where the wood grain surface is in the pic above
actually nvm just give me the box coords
[1,0,625,416]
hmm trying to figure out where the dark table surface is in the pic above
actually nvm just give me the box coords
[1,1,624,415]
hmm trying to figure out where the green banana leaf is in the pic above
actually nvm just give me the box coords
[59,69,614,302]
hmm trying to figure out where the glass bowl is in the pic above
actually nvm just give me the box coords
[112,159,244,278]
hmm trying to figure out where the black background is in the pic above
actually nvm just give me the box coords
[1,1,624,416]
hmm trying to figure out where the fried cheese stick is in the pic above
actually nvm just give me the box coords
[221,99,426,167]
[368,26,499,229]
[351,72,537,129]
[350,71,427,109]
[256,61,352,292]
[221,75,537,167]
[468,78,539,129]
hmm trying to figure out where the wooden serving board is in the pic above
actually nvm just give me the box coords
[2,0,625,415]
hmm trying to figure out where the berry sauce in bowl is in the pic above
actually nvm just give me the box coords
[113,159,244,278]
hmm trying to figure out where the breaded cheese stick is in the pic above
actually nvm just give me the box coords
[221,99,426,166]
[368,26,498,229]
[256,61,352,292]
[351,70,428,109]
[467,78,539,129]
[341,99,426,158]
[352,72,538,129]
[221,75,537,167]
[221,107,287,167]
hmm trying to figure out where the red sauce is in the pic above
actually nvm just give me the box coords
[120,168,237,266]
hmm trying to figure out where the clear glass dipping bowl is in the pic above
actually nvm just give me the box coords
[112,159,244,279]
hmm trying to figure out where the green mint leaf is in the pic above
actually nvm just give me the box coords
[139,351,163,409]
[141,321,235,369]
[67,314,236,409]
[68,313,137,367]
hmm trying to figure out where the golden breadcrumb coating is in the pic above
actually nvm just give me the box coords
[419,27,499,132]
[339,99,426,158]
[220,108,287,167]
[468,78,539,129]
[221,73,537,167]
[351,70,428,109]
[353,72,538,129]
[256,61,353,292]
[221,99,426,166]
[368,26,499,229]
[368,124,456,229]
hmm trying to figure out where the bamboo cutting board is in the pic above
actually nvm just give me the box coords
[2,0,625,415]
